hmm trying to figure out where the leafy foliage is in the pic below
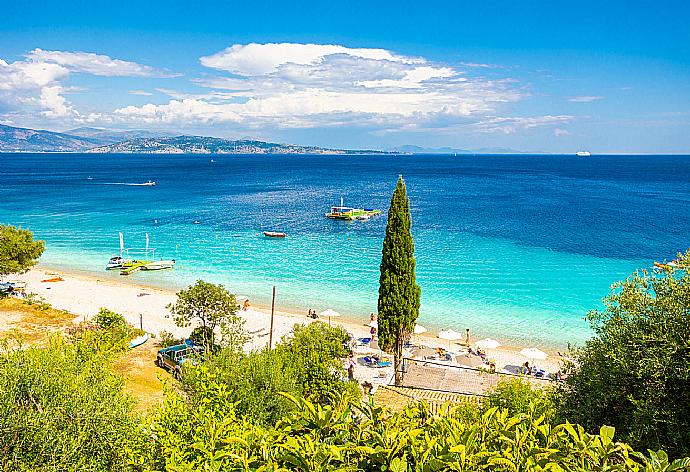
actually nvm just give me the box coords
[484,377,557,422]
[558,249,690,457]
[180,322,356,425]
[139,377,690,471]
[0,225,45,277]
[378,175,421,386]
[0,336,145,471]
[93,307,126,329]
[166,280,245,349]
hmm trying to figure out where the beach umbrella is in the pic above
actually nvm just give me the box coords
[520,347,548,368]
[476,338,502,350]
[320,309,340,326]
[413,324,427,334]
[456,354,484,368]
[438,329,463,350]
[368,320,378,329]
[412,347,436,359]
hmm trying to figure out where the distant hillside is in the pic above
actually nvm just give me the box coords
[64,127,174,146]
[391,144,527,154]
[87,135,391,155]
[0,124,98,152]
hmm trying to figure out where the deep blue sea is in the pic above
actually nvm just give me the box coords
[2,153,689,348]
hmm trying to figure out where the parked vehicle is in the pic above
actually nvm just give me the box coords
[156,342,202,378]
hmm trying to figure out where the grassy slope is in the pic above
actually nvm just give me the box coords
[0,297,168,411]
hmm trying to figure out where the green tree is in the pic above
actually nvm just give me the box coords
[377,175,421,386]
[558,249,690,457]
[167,280,245,350]
[0,225,45,278]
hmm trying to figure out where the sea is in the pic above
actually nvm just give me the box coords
[1,153,689,348]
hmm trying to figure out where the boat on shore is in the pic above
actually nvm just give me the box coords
[263,231,287,238]
[325,198,381,221]
[108,232,175,275]
[141,259,176,270]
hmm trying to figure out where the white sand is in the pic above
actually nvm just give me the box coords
[12,266,565,389]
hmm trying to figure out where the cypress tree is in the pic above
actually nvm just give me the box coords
[377,175,421,386]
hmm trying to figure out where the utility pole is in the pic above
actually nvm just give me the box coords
[268,285,276,349]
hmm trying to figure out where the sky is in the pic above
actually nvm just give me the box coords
[1,0,689,153]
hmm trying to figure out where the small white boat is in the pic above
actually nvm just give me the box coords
[129,333,150,349]
[263,231,286,238]
[141,259,176,271]
[141,180,156,186]
[576,151,591,157]
[106,255,129,270]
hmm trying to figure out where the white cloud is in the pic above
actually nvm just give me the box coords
[119,42,524,129]
[568,95,603,103]
[0,49,173,121]
[27,49,167,77]
[38,85,72,117]
[554,127,571,137]
[128,90,154,96]
[199,42,419,75]
[475,115,573,134]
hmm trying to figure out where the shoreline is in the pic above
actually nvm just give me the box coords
[12,264,565,375]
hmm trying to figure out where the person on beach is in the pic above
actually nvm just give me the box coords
[522,361,532,375]
[370,313,376,322]
[465,328,471,346]
[370,326,377,339]
[242,299,251,311]
[347,354,356,381]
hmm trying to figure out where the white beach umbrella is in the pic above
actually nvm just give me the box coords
[320,309,340,326]
[520,348,548,368]
[413,324,427,334]
[476,338,502,350]
[368,320,378,329]
[438,329,463,350]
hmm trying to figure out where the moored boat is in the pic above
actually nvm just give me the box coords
[263,231,287,238]
[325,198,381,221]
[129,333,150,349]
[141,259,176,270]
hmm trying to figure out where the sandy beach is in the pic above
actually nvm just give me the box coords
[11,265,564,388]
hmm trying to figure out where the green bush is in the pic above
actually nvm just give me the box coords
[180,322,356,425]
[557,250,690,457]
[484,377,556,422]
[93,307,126,329]
[0,336,145,471]
[138,372,690,471]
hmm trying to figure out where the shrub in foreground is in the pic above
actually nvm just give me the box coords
[0,336,145,471]
[140,371,690,471]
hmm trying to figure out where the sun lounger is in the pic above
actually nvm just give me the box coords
[357,337,371,346]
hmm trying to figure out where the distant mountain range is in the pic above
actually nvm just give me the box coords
[390,144,529,154]
[0,124,98,152]
[0,123,528,155]
[87,135,390,155]
[0,123,390,154]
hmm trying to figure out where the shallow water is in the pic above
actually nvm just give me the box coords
[2,153,689,348]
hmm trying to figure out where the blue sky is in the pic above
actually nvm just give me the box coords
[1,0,689,152]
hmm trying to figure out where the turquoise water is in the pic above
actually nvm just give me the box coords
[2,153,689,348]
